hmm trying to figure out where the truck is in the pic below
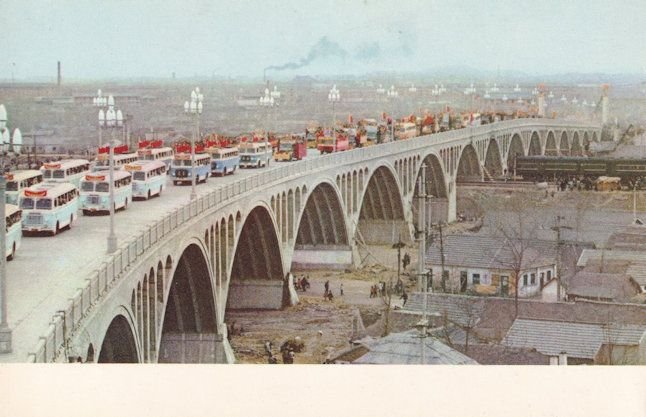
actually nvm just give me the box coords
[317,133,350,154]
[274,137,307,161]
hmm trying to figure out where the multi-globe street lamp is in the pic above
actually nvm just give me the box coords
[0,104,12,353]
[93,89,109,147]
[98,98,124,254]
[328,85,340,149]
[259,87,276,158]
[387,85,398,140]
[184,87,204,201]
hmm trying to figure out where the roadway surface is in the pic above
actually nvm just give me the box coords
[4,150,321,361]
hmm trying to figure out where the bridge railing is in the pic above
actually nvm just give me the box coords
[29,118,599,362]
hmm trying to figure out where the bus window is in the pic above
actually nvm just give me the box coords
[36,199,52,210]
[6,182,18,191]
[96,182,109,193]
[81,182,95,192]
[53,170,65,179]
[42,170,52,179]
[20,198,35,209]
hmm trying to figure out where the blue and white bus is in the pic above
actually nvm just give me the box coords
[93,151,139,172]
[208,146,240,176]
[137,147,174,169]
[125,160,166,200]
[20,182,79,236]
[79,171,133,215]
[5,170,43,204]
[41,160,91,188]
[239,142,272,168]
[170,153,211,185]
[5,204,22,260]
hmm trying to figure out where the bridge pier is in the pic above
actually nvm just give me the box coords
[158,332,233,363]
[356,219,411,245]
[226,279,287,310]
[447,180,457,223]
[291,244,353,270]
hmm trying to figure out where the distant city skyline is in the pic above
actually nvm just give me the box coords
[3,0,646,81]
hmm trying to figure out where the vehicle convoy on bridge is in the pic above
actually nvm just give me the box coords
[240,141,273,168]
[274,136,307,161]
[170,144,211,185]
[207,145,240,175]
[80,171,133,214]
[4,170,43,205]
[94,145,138,172]
[0,116,602,364]
[317,132,350,153]
[40,159,91,188]
[125,160,167,200]
[4,203,22,260]
[136,141,174,169]
[20,182,79,236]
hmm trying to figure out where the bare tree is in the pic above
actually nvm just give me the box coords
[482,192,541,317]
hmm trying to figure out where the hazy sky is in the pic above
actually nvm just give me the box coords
[3,0,646,80]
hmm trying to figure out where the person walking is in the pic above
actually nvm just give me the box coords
[401,290,408,306]
[340,283,344,296]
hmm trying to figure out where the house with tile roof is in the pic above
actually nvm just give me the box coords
[426,235,589,298]
[502,318,646,364]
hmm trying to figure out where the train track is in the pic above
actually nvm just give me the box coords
[457,180,539,188]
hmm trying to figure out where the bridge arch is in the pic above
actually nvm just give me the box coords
[483,138,503,177]
[583,132,590,152]
[528,131,542,156]
[506,134,524,173]
[295,181,348,247]
[158,242,217,363]
[457,144,481,181]
[356,164,408,244]
[571,131,582,156]
[227,204,285,310]
[559,132,569,155]
[545,131,557,156]
[98,313,139,363]
[413,152,448,226]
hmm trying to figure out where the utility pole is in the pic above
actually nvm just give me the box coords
[438,222,446,292]
[552,215,572,302]
[415,163,430,365]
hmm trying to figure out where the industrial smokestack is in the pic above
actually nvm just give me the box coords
[57,61,61,87]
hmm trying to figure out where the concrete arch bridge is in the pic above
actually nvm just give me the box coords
[28,119,599,363]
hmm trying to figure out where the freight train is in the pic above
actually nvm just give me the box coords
[515,156,646,187]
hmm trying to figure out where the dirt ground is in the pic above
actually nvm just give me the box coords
[226,244,425,364]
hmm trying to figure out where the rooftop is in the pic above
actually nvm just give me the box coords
[502,318,646,359]
[426,235,589,275]
[568,271,641,301]
[352,330,479,365]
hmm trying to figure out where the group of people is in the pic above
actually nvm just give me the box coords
[294,275,310,292]
[323,280,335,301]
[264,341,296,364]
[369,281,387,298]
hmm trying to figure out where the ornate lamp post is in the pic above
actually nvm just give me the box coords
[98,97,124,254]
[93,89,109,147]
[184,87,204,200]
[259,87,275,158]
[328,85,340,150]
[387,85,398,140]
[0,104,11,353]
